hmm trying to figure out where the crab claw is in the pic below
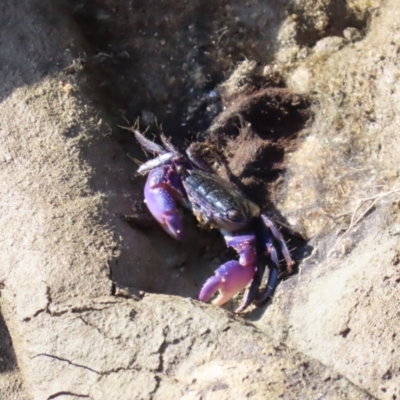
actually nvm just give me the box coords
[199,261,256,306]
[145,168,185,241]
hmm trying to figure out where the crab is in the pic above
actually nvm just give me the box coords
[134,130,294,312]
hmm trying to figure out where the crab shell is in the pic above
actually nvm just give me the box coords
[182,169,261,233]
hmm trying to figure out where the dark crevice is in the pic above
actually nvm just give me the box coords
[111,281,116,295]
[34,353,102,375]
[77,315,122,342]
[149,375,162,400]
[47,392,90,400]
[101,365,142,376]
[22,286,52,322]
[46,302,118,318]
[109,257,117,295]
[156,338,167,373]
[70,304,115,314]
[156,327,170,374]
[34,353,141,377]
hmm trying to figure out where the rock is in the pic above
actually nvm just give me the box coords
[2,295,370,399]
[343,27,363,42]
[254,209,400,400]
[313,36,346,54]
[289,66,312,94]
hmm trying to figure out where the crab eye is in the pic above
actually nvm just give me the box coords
[227,209,243,222]
[176,165,187,176]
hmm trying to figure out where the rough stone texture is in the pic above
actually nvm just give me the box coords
[1,0,400,399]
[253,1,400,399]
[253,207,400,399]
[1,295,372,400]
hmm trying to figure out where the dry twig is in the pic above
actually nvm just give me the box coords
[328,188,400,257]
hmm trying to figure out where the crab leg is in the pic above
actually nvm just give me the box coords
[134,130,166,154]
[261,215,294,274]
[249,215,294,306]
[144,166,185,241]
[254,236,281,306]
[234,263,265,313]
[232,235,280,312]
[199,234,257,307]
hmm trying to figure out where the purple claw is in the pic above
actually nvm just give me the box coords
[144,167,185,241]
[199,260,256,306]
[200,234,258,306]
[225,235,257,267]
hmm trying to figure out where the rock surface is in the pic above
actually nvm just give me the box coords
[1,0,399,399]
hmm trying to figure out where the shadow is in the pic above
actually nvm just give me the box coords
[61,0,291,144]
[0,310,18,373]
[0,2,77,104]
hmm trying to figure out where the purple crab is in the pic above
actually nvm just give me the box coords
[134,130,294,312]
